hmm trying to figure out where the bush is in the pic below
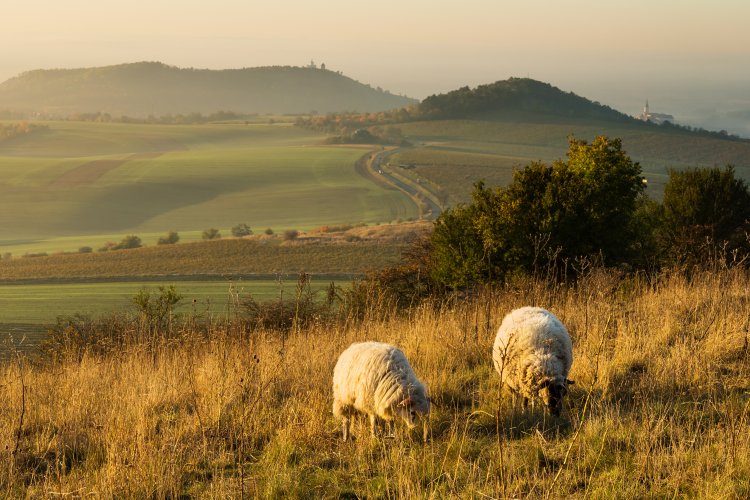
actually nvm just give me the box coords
[78,246,93,253]
[112,235,142,250]
[231,223,253,237]
[264,228,274,235]
[132,285,183,333]
[283,229,299,241]
[98,242,116,252]
[658,165,750,267]
[157,231,180,245]
[202,228,221,240]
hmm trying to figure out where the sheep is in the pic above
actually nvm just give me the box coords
[492,306,574,416]
[332,341,430,441]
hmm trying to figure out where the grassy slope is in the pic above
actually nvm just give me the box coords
[390,118,750,203]
[1,269,748,497]
[0,121,418,254]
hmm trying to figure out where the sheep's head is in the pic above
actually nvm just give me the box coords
[540,379,574,416]
[396,392,430,429]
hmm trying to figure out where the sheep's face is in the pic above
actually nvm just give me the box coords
[396,396,430,429]
[540,380,570,416]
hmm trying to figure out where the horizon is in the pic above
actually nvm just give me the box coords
[4,0,750,135]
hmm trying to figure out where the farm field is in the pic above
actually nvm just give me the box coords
[0,226,416,280]
[0,278,333,325]
[387,119,750,203]
[0,121,418,255]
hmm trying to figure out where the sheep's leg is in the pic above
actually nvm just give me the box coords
[341,416,350,441]
[369,414,378,438]
[385,419,395,438]
[422,418,429,443]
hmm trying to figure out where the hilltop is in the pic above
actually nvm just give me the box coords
[417,78,637,122]
[0,62,416,117]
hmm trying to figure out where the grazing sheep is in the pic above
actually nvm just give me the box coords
[492,306,574,416]
[332,341,430,441]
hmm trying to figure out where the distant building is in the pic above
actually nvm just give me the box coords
[639,100,674,125]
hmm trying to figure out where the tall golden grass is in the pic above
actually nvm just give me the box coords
[2,267,749,498]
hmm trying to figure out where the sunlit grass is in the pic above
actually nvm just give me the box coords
[2,267,749,496]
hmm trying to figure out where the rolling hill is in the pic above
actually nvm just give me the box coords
[0,121,419,255]
[417,78,637,122]
[0,62,417,117]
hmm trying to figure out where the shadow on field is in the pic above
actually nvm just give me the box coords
[70,180,246,231]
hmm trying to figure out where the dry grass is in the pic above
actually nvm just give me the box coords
[2,268,750,498]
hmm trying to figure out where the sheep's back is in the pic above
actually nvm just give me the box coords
[333,342,413,413]
[493,307,572,390]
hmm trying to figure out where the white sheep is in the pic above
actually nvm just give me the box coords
[332,341,430,441]
[492,306,574,416]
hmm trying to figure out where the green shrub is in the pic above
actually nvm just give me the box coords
[658,165,750,267]
[202,228,221,240]
[231,223,253,237]
[157,231,180,245]
[112,235,142,250]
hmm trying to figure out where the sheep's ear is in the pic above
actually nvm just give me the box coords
[566,379,575,386]
[398,397,412,407]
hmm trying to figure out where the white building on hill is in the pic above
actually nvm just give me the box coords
[639,100,675,124]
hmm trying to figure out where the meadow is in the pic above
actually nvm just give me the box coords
[0,121,418,255]
[1,266,748,497]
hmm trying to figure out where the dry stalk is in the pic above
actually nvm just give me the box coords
[11,352,26,459]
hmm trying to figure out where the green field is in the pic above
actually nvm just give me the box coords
[0,121,418,255]
[0,278,334,324]
[0,278,338,353]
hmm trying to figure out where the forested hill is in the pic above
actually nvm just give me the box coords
[418,78,636,122]
[0,62,417,117]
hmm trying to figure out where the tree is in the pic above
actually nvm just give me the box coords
[659,165,750,266]
[202,228,221,240]
[157,231,180,245]
[431,136,646,286]
[231,223,253,237]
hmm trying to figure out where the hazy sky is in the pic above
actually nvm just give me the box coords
[4,0,750,126]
